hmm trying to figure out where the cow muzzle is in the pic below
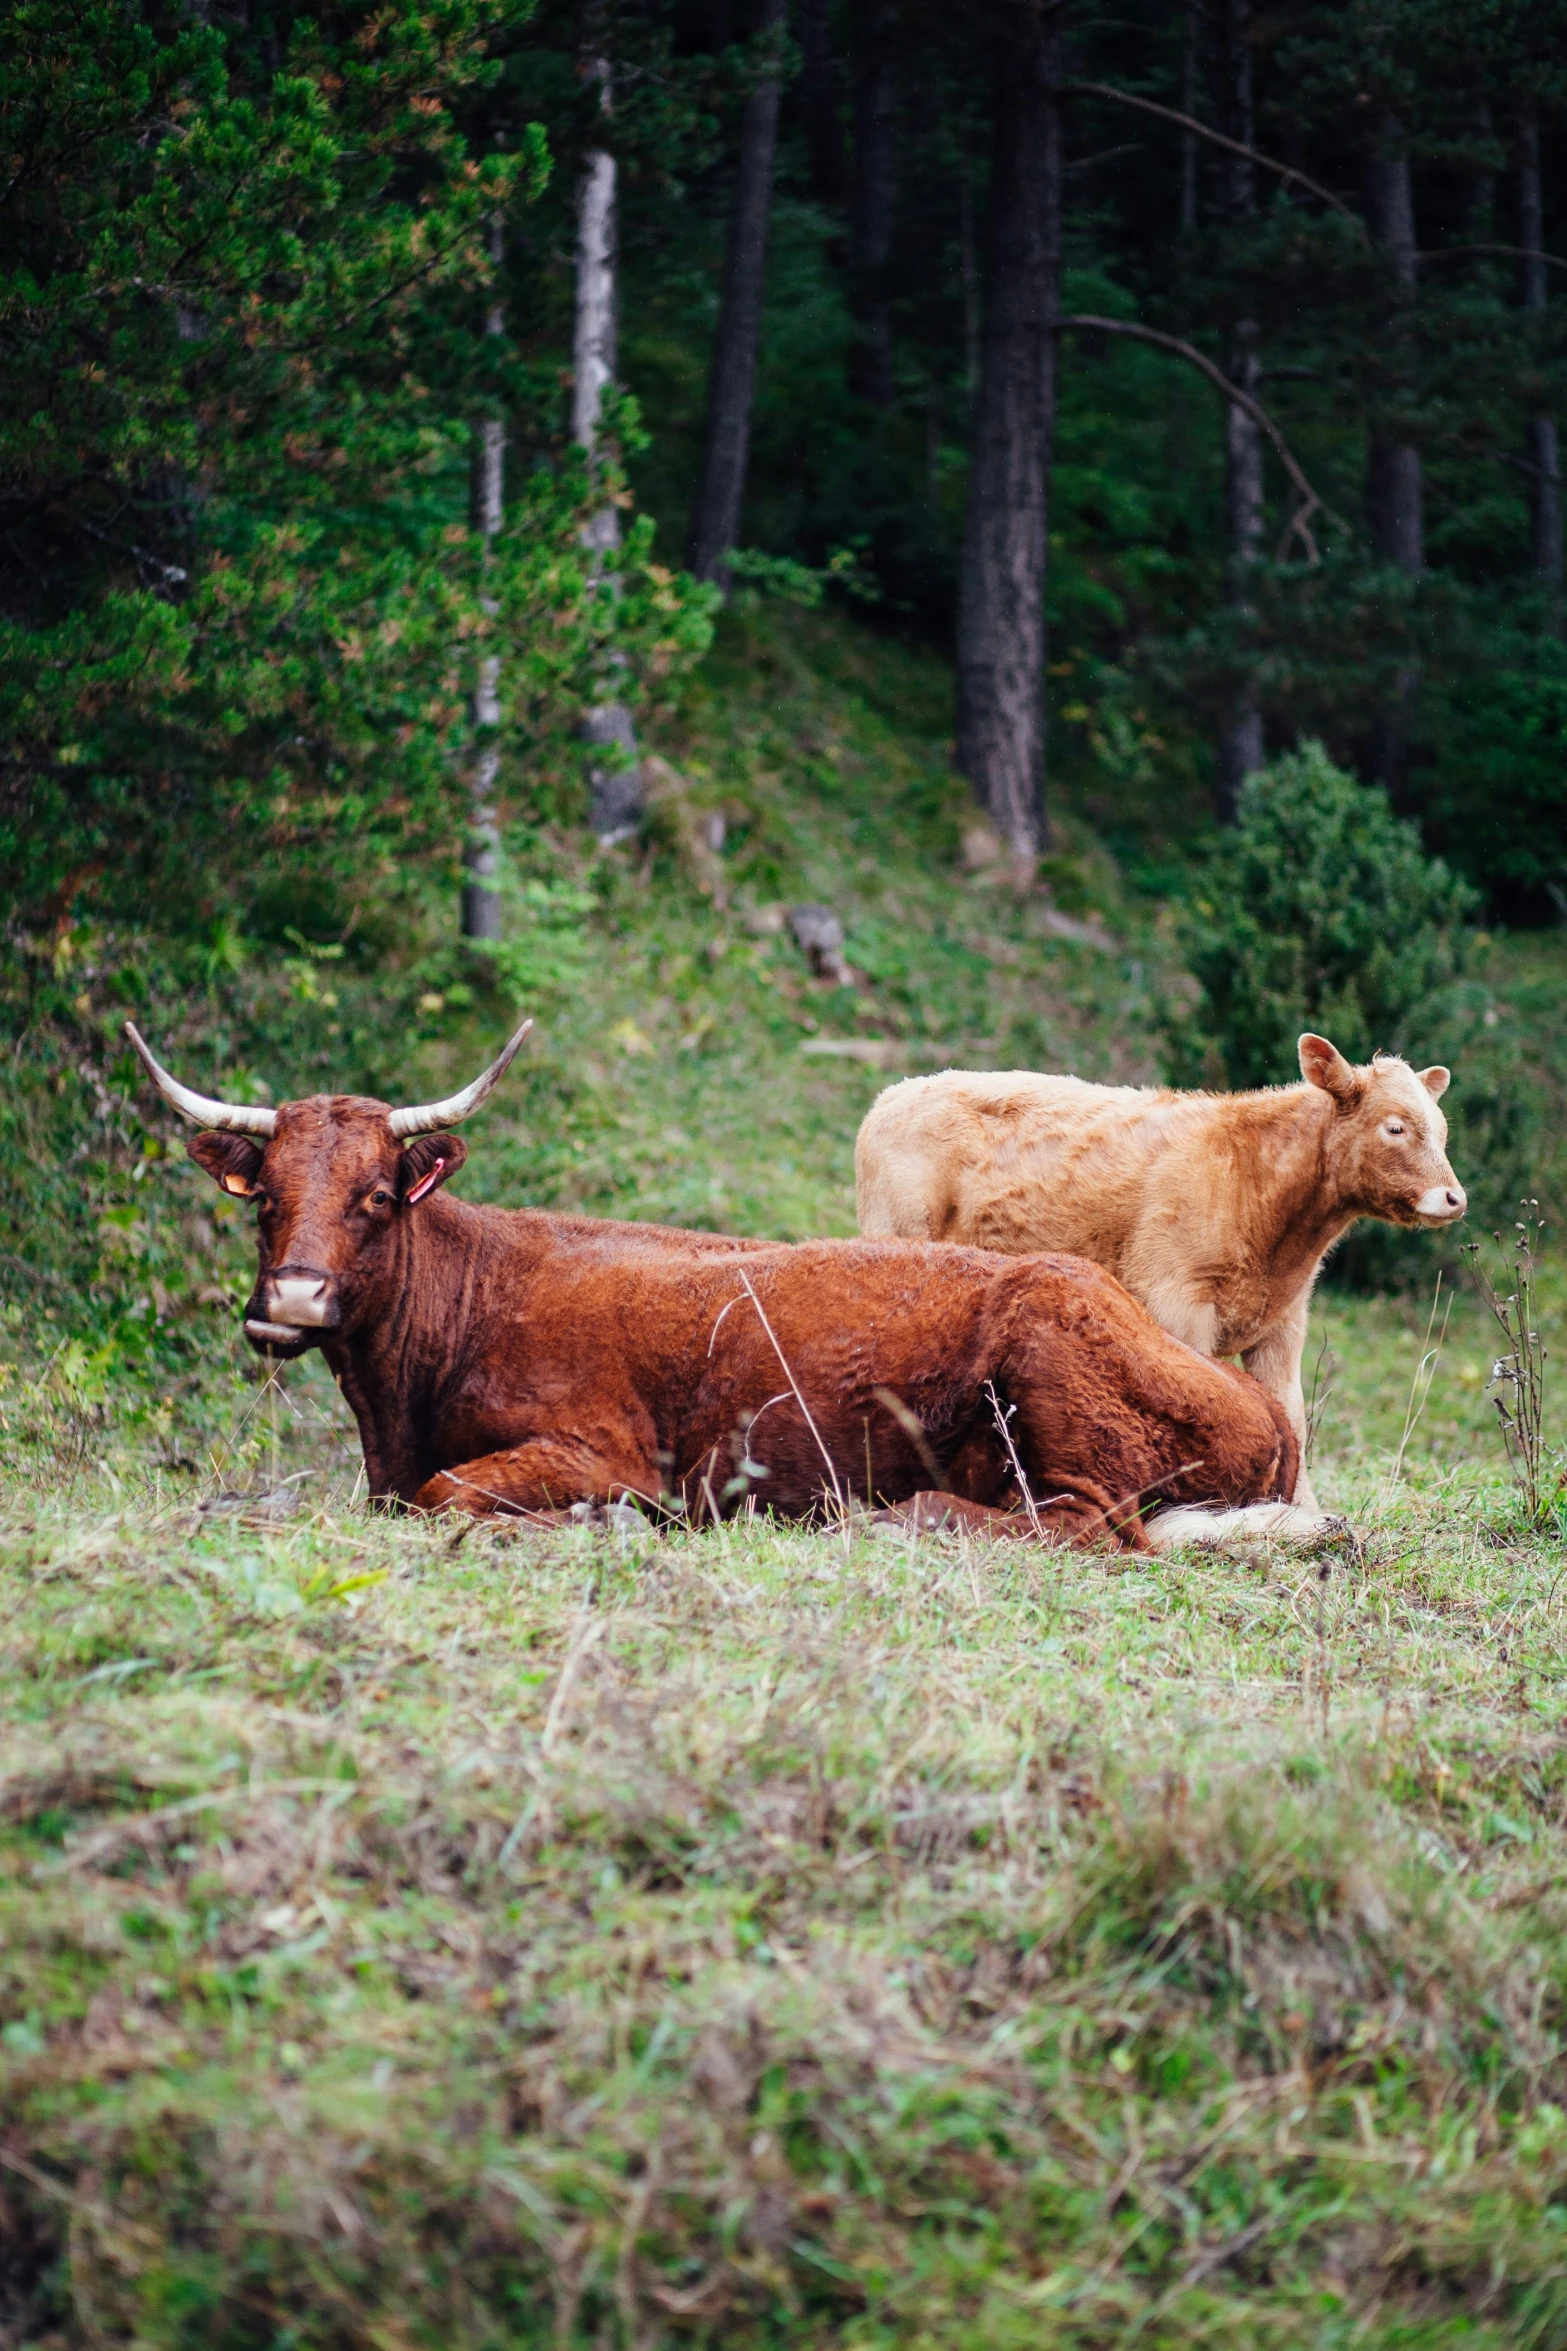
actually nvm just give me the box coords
[1413,1182,1467,1224]
[244,1267,341,1354]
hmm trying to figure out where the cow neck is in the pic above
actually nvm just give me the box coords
[324,1190,498,1502]
[1224,1083,1357,1297]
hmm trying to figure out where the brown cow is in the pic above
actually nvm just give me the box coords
[855,1034,1466,1514]
[126,1019,1303,1551]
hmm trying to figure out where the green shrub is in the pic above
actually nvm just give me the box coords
[1166,742,1478,1088]
[1164,743,1538,1285]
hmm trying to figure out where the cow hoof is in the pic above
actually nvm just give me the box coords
[1144,1502,1352,1554]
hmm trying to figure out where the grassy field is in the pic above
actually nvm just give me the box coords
[3,601,1567,2345]
[4,1459,1567,2349]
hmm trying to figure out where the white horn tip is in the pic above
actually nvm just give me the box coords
[386,1014,535,1139]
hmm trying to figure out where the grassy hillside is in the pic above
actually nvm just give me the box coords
[3,598,1562,1489]
[2,601,1566,2346]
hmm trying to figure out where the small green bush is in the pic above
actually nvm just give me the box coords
[1166,741,1477,1088]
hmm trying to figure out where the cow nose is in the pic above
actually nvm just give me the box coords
[1415,1183,1466,1221]
[264,1270,338,1327]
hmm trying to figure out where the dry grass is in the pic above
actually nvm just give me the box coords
[2,1435,1566,2348]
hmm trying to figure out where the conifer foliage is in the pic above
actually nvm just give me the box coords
[1171,742,1477,1089]
[0,0,701,933]
[5,0,1566,935]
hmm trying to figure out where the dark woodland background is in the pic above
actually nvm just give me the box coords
[6,0,1566,948]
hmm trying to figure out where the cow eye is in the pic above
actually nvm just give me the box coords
[366,1187,394,1209]
[1383,1119,1406,1138]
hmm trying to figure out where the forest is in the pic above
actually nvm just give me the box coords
[7,0,1567,944]
[3,2,1567,2345]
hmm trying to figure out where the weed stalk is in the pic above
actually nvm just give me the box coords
[1466,1203,1559,1526]
[984,1381,1044,1540]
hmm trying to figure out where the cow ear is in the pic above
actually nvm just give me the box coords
[399,1132,466,1206]
[1298,1033,1357,1099]
[1417,1064,1451,1100]
[188,1132,265,1196]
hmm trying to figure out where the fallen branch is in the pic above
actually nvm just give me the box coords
[1058,315,1324,562]
[1065,83,1361,231]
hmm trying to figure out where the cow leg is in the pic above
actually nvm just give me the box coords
[1240,1294,1323,1511]
[413,1438,658,1519]
[875,1493,1039,1541]
[875,1486,1150,1551]
[1140,1279,1222,1359]
[1134,1275,1327,1518]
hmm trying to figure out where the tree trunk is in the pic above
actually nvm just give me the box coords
[462,222,506,942]
[1520,105,1563,623]
[689,0,788,586]
[1166,9,1199,490]
[1469,97,1496,237]
[958,148,980,409]
[1364,113,1421,800]
[954,2,1062,869]
[1214,338,1266,817]
[574,65,643,845]
[849,0,897,407]
[1213,0,1265,823]
[1179,2,1199,235]
[799,0,846,205]
[1364,116,1422,574]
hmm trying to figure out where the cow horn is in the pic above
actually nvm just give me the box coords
[387,1016,534,1138]
[125,1023,278,1136]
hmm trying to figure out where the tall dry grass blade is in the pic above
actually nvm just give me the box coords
[984,1380,1044,1538]
[1383,1272,1453,1499]
[872,1385,949,1492]
[541,1609,604,1757]
[735,1268,848,1527]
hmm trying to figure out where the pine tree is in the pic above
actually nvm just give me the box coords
[954,0,1061,868]
[689,0,791,588]
[0,0,706,927]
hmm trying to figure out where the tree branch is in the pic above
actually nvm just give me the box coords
[1065,82,1362,233]
[1058,315,1325,563]
[1417,242,1567,272]
[74,515,188,588]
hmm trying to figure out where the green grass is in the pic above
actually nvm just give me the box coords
[4,598,1567,2345]
[3,1462,1567,2349]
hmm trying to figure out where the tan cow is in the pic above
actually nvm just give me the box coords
[855,1034,1466,1516]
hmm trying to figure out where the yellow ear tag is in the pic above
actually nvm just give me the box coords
[222,1173,253,1196]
